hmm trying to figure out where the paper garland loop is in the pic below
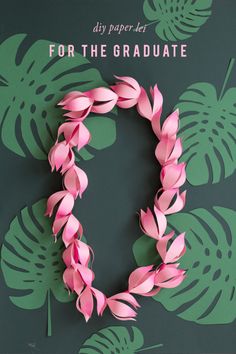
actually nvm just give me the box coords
[46,75,187,322]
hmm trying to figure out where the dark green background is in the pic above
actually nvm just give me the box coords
[0,1,236,353]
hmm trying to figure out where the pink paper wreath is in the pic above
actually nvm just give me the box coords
[46,76,187,322]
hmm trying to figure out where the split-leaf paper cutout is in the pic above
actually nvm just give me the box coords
[75,116,116,161]
[79,326,163,354]
[133,207,236,324]
[143,0,212,41]
[0,34,116,160]
[177,58,236,186]
[1,199,75,336]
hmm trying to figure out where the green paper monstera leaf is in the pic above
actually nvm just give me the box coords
[143,0,212,41]
[177,58,236,186]
[1,198,74,336]
[0,34,116,160]
[79,326,163,354]
[76,116,116,160]
[133,207,236,324]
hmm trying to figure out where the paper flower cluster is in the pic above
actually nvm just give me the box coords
[46,76,187,321]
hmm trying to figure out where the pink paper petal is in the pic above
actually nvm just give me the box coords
[155,264,186,288]
[76,264,95,286]
[128,266,155,295]
[91,287,107,315]
[164,233,186,263]
[161,163,186,190]
[64,166,88,198]
[114,75,141,93]
[58,91,82,106]
[137,87,153,120]
[45,191,68,217]
[155,189,186,215]
[76,286,94,322]
[64,96,93,112]
[140,208,158,239]
[62,214,82,247]
[153,206,167,238]
[155,137,182,166]
[52,215,69,235]
[156,231,174,262]
[161,109,179,138]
